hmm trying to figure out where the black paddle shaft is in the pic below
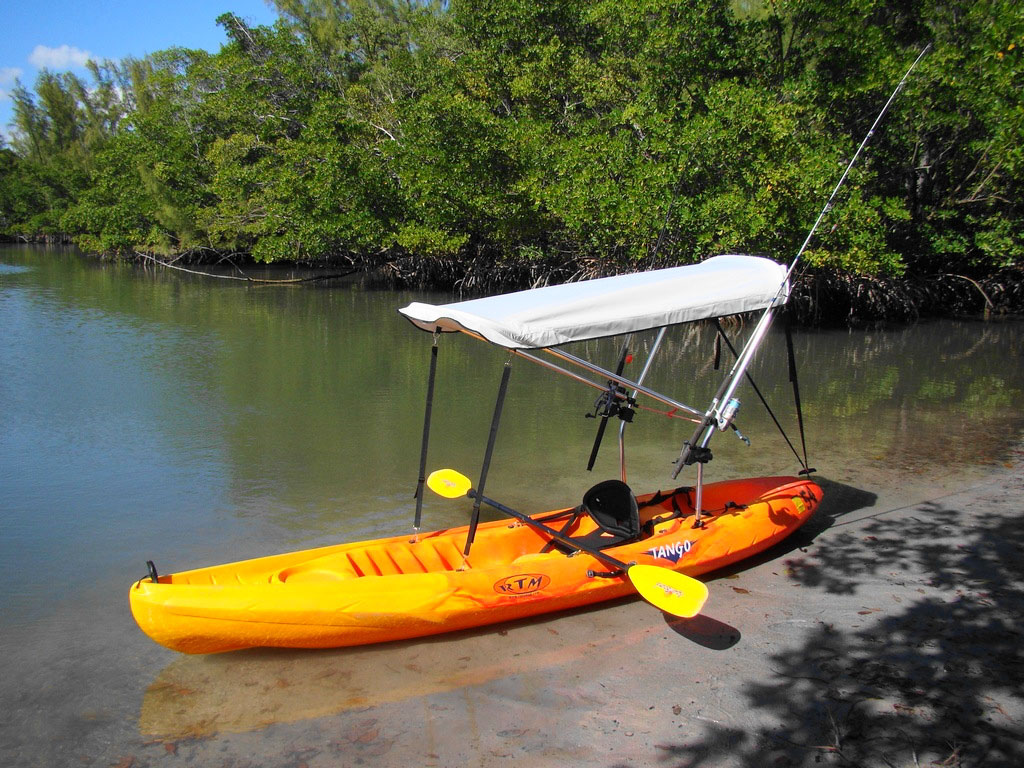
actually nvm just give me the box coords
[467,489,631,573]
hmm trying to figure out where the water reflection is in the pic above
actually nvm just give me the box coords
[138,596,705,740]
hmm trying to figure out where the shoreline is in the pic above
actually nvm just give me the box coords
[3,240,1022,327]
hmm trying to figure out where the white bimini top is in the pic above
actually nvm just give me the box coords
[399,254,788,350]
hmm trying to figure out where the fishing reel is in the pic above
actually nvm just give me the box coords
[715,397,751,446]
[585,380,635,423]
[584,380,636,471]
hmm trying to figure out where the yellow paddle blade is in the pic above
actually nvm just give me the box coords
[627,564,709,618]
[426,468,473,499]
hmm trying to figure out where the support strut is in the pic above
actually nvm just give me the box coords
[464,357,513,559]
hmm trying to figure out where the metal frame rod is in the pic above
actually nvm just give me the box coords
[706,307,777,443]
[694,462,705,527]
[618,326,668,482]
[514,347,701,418]
[448,327,701,417]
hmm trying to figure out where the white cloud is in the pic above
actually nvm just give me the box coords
[28,44,93,70]
[1,66,23,99]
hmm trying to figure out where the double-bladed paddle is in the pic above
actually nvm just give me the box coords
[426,468,708,619]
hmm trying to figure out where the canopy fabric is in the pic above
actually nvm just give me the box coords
[398,255,789,350]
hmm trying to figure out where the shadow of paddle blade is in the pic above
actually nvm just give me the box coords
[664,613,741,650]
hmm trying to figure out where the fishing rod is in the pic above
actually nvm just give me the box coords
[783,43,933,285]
[672,44,932,480]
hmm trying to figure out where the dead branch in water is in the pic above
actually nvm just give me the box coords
[135,252,357,284]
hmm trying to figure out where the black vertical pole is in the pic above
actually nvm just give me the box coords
[586,338,630,471]
[464,359,512,558]
[412,331,440,536]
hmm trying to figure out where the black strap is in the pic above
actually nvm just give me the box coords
[714,319,809,473]
[784,318,813,475]
[637,485,693,510]
[540,506,585,553]
[639,487,692,533]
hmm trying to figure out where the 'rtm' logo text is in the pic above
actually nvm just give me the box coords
[494,573,551,596]
[645,540,692,563]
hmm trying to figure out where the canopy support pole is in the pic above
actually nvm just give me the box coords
[693,462,706,528]
[411,329,440,541]
[446,329,701,419]
[512,347,701,418]
[464,356,513,561]
[544,347,703,418]
[618,326,667,483]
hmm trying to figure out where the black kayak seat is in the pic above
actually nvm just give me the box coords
[543,479,641,553]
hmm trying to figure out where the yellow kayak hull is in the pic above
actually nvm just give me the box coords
[130,475,821,653]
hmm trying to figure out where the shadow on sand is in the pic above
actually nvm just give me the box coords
[652,471,1024,767]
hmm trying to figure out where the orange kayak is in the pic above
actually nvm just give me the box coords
[130,475,821,653]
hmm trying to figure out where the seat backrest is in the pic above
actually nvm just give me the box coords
[581,480,640,543]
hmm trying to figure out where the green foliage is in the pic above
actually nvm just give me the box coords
[759,0,1023,271]
[2,0,1020,281]
[60,133,155,253]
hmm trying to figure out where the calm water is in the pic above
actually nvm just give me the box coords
[1,244,1022,765]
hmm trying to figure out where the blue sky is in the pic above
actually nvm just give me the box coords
[1,0,280,142]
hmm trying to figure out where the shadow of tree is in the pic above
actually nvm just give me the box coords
[660,472,1024,767]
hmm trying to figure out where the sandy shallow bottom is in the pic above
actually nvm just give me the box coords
[3,442,1023,768]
